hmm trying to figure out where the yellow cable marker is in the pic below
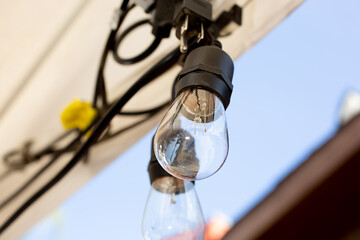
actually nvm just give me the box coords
[60,98,98,131]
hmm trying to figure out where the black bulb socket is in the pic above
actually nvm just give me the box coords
[174,45,234,109]
[148,137,171,185]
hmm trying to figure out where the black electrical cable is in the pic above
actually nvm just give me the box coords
[93,1,135,110]
[0,102,168,212]
[0,130,84,211]
[1,99,170,172]
[0,124,88,215]
[0,0,253,233]
[0,100,169,210]
[102,105,168,141]
[0,0,247,217]
[0,3,167,208]
[3,129,79,170]
[118,100,170,116]
[0,47,181,235]
[112,19,162,65]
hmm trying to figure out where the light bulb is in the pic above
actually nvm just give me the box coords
[154,88,228,180]
[153,44,234,180]
[143,142,205,240]
[142,177,205,240]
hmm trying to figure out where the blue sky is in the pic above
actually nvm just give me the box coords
[22,0,360,239]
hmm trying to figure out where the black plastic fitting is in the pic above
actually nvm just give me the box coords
[152,0,175,38]
[174,45,234,109]
[173,0,212,39]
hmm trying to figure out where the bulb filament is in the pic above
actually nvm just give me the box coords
[193,96,207,135]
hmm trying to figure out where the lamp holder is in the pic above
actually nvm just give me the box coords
[174,44,234,109]
[148,137,172,184]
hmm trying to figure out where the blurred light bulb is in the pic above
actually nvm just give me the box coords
[142,137,206,239]
[142,176,205,240]
[154,88,229,180]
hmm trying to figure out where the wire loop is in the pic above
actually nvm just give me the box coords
[112,19,162,65]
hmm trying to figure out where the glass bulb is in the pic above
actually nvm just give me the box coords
[142,176,205,240]
[154,88,229,180]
